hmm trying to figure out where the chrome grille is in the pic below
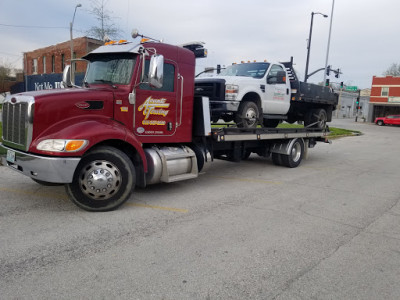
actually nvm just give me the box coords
[2,96,34,151]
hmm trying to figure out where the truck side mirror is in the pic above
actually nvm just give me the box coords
[62,65,72,88]
[148,54,164,89]
[276,71,286,84]
[267,71,286,84]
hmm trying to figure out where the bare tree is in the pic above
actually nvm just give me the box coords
[86,0,121,41]
[383,63,400,76]
[0,63,12,96]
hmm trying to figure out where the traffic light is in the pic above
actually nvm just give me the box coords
[326,65,331,76]
[356,97,360,105]
[335,68,340,78]
[340,82,344,88]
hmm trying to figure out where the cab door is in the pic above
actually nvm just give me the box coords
[133,59,179,138]
[263,64,290,114]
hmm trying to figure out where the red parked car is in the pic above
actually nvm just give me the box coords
[375,115,400,126]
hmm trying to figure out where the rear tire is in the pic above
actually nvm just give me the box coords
[281,139,304,168]
[271,153,283,166]
[66,146,135,212]
[236,101,260,128]
[305,108,327,130]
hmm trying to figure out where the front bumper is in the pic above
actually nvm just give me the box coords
[210,100,240,120]
[0,144,81,183]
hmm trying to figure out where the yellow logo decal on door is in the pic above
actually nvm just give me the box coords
[138,96,170,126]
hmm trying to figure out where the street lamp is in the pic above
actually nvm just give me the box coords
[70,3,82,85]
[304,11,328,82]
[323,0,335,83]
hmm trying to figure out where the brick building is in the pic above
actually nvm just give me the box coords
[369,76,400,120]
[23,37,103,75]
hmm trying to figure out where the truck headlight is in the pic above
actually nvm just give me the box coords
[225,84,239,100]
[37,139,88,152]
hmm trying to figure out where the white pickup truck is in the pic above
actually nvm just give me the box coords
[195,58,338,129]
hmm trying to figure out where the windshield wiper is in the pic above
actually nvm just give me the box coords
[93,79,117,89]
[94,79,113,84]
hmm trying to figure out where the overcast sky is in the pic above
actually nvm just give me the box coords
[0,0,398,89]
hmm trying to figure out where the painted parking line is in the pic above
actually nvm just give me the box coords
[209,176,283,185]
[0,187,188,213]
[0,187,69,200]
[126,202,189,213]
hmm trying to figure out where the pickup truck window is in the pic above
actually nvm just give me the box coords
[85,53,136,85]
[220,62,270,79]
[267,64,285,84]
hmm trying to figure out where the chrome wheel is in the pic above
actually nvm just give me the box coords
[290,142,302,163]
[79,160,121,200]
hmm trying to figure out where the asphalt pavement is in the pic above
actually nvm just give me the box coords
[1,118,400,299]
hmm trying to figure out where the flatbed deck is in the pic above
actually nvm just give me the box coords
[211,126,330,142]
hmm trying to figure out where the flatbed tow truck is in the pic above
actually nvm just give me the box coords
[0,32,331,211]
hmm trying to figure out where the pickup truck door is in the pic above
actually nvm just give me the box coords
[263,64,290,115]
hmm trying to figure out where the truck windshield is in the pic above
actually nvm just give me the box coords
[219,62,270,79]
[85,53,136,85]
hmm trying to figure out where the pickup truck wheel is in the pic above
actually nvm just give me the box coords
[236,101,259,128]
[263,119,280,128]
[377,120,384,126]
[281,138,304,168]
[305,109,327,130]
[66,146,135,212]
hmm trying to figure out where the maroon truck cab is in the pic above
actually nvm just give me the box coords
[1,39,209,211]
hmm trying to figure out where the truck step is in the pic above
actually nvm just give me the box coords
[163,173,198,183]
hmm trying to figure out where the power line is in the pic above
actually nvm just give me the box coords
[0,23,68,29]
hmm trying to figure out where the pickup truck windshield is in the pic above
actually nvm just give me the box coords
[85,53,136,85]
[220,62,270,79]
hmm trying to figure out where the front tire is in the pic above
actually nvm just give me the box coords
[66,146,136,212]
[235,101,260,128]
[377,120,384,126]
